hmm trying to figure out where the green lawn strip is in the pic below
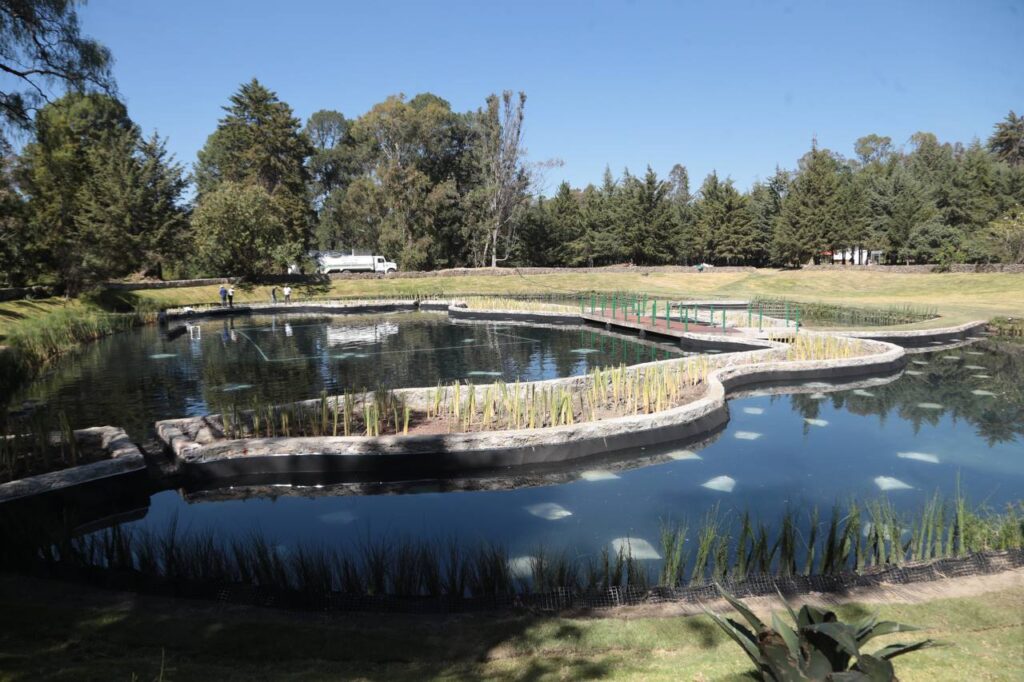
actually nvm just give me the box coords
[0,574,1020,681]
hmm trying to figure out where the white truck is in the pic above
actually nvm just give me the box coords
[314,252,398,275]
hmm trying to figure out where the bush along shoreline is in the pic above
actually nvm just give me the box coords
[3,489,1020,613]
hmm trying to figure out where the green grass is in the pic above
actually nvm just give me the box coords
[128,269,1024,329]
[0,572,1020,681]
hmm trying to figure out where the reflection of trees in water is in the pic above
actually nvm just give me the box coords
[788,343,1024,446]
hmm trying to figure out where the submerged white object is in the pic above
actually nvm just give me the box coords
[916,402,943,410]
[897,451,940,464]
[508,556,534,578]
[467,371,503,377]
[972,374,992,379]
[904,370,923,376]
[666,449,702,461]
[319,510,358,524]
[965,351,984,356]
[941,355,961,361]
[971,390,996,397]
[809,392,827,400]
[734,431,762,440]
[610,537,661,560]
[742,407,764,415]
[804,418,829,427]
[874,476,913,491]
[852,389,875,397]
[221,383,254,392]
[149,353,176,359]
[912,360,929,366]
[570,348,599,354]
[525,502,573,520]
[579,469,620,481]
[963,365,986,370]
[702,475,736,492]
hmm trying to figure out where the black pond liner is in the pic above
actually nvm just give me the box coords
[20,548,1024,615]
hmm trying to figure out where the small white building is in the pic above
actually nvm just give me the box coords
[832,248,882,265]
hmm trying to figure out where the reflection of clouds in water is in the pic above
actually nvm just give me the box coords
[508,556,534,578]
[916,402,943,409]
[874,476,912,491]
[666,449,701,461]
[610,537,661,560]
[734,431,762,440]
[525,502,573,520]
[897,451,940,464]
[804,418,829,427]
[742,407,764,415]
[809,392,827,400]
[702,475,736,492]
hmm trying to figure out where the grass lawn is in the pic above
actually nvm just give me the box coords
[127,269,1024,329]
[0,298,82,345]
[0,573,1021,681]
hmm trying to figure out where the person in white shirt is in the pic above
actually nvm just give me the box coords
[283,286,292,303]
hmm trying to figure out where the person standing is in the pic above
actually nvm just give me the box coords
[271,286,278,304]
[219,285,227,307]
[227,285,235,308]
[283,285,292,304]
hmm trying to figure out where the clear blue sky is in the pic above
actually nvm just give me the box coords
[78,0,1022,193]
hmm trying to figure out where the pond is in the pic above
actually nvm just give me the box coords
[75,340,1024,566]
[8,312,690,439]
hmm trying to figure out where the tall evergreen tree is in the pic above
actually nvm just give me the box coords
[988,111,1024,167]
[695,172,757,264]
[195,79,313,271]
[617,167,675,265]
[772,144,843,265]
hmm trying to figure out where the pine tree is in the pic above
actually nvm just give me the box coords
[195,79,313,271]
[988,111,1024,167]
[616,167,675,265]
[772,144,843,265]
[696,172,757,264]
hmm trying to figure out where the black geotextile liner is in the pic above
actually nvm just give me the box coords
[40,548,1022,615]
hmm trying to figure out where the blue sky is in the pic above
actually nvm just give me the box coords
[77,0,1022,193]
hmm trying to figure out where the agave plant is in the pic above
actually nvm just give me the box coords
[704,587,934,681]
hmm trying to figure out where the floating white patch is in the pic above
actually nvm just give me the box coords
[579,469,620,481]
[462,338,475,343]
[508,556,534,578]
[897,451,940,464]
[221,383,254,392]
[702,475,737,492]
[570,348,599,354]
[874,476,913,491]
[149,353,176,359]
[852,389,875,397]
[963,365,986,370]
[332,353,355,359]
[319,510,357,524]
[525,502,573,520]
[965,351,984,356]
[929,340,944,345]
[912,360,929,366]
[971,390,996,397]
[904,370,923,376]
[666,449,701,461]
[916,402,943,410]
[742,407,764,415]
[467,371,503,377]
[706,349,722,354]
[972,374,992,379]
[941,355,961,361]
[809,392,827,400]
[610,537,661,560]
[804,418,829,427]
[734,431,762,440]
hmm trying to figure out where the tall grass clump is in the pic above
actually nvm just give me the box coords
[0,407,96,483]
[783,333,865,361]
[5,305,149,372]
[752,297,937,327]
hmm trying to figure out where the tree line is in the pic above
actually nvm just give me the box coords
[1,2,1023,293]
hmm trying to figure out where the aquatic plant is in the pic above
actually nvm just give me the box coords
[782,333,866,361]
[751,297,937,327]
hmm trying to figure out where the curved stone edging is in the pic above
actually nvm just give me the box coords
[0,427,145,504]
[160,336,906,481]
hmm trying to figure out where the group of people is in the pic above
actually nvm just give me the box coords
[218,284,292,307]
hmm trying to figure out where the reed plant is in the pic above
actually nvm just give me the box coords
[12,489,1020,605]
[751,297,937,327]
[783,333,866,361]
[0,407,93,483]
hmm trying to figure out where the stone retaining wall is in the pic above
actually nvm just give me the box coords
[156,336,904,482]
[0,427,145,504]
[802,263,1024,274]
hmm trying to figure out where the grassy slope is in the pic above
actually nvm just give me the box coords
[0,299,81,345]
[0,574,1021,681]
[129,269,1024,329]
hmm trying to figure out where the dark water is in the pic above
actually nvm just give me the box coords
[10,312,686,438]
[102,341,1024,563]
